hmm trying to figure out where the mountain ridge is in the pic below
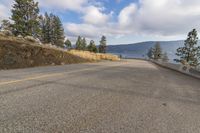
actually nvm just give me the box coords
[107,40,188,62]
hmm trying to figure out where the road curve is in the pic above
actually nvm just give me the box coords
[0,59,200,133]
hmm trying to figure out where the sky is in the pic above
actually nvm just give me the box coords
[1,0,200,45]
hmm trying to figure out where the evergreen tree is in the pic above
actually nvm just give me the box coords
[175,29,200,66]
[147,47,154,59]
[162,52,169,62]
[153,42,162,60]
[49,13,56,45]
[44,12,51,43]
[38,13,51,43]
[11,0,40,37]
[99,36,107,53]
[65,39,72,49]
[87,40,98,53]
[0,20,12,31]
[52,16,65,47]
[76,36,82,50]
[82,37,87,50]
[39,13,65,47]
[38,15,45,41]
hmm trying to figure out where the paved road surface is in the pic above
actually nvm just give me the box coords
[0,59,200,133]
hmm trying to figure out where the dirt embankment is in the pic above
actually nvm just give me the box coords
[0,36,89,69]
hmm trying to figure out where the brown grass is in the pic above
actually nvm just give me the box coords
[69,50,120,61]
[0,35,120,70]
[0,36,89,69]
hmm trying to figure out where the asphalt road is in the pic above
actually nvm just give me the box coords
[0,59,200,133]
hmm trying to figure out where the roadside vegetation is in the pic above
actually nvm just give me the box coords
[147,29,200,68]
[175,29,200,67]
[147,42,168,62]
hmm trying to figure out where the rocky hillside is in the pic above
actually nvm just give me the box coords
[0,35,89,70]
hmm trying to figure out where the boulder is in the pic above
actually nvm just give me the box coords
[24,36,37,42]
[16,35,25,41]
[17,35,23,38]
[35,38,42,45]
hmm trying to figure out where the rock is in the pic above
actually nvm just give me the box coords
[17,35,23,38]
[16,35,25,41]
[35,38,42,45]
[24,36,37,42]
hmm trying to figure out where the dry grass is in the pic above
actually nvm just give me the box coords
[0,35,89,69]
[0,35,120,69]
[69,50,120,61]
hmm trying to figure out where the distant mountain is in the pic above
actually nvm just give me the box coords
[107,40,187,62]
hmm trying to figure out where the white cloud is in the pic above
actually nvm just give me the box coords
[82,6,110,25]
[134,0,200,35]
[65,23,100,38]
[66,0,200,43]
[118,3,137,28]
[37,0,88,11]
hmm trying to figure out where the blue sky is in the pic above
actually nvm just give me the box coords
[1,0,200,45]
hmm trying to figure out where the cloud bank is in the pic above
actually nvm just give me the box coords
[64,0,200,43]
[1,0,200,44]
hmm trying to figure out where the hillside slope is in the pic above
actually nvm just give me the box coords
[0,36,89,69]
[0,35,120,70]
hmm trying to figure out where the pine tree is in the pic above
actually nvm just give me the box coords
[39,13,65,47]
[87,40,98,53]
[76,36,82,50]
[162,52,169,62]
[52,16,65,47]
[44,12,51,43]
[38,15,45,42]
[82,37,87,50]
[147,47,154,59]
[153,42,162,60]
[175,29,200,66]
[38,13,50,43]
[38,13,51,43]
[65,39,72,49]
[49,13,56,45]
[0,20,12,31]
[99,36,107,53]
[11,0,40,37]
